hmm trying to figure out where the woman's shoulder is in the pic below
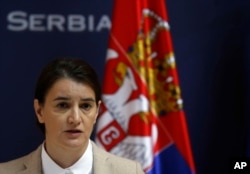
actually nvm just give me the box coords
[0,145,42,174]
[0,154,29,173]
[91,141,145,174]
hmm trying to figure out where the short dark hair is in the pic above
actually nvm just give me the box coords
[34,58,102,134]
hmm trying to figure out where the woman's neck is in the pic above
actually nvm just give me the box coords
[44,141,88,168]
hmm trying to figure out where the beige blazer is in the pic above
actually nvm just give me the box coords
[0,141,144,174]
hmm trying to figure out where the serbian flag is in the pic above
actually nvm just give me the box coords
[95,0,195,173]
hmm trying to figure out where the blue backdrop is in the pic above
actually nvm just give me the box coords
[0,1,249,174]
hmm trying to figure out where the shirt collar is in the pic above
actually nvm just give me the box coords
[41,140,93,174]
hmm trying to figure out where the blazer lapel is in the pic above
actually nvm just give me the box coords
[92,142,114,174]
[19,145,43,174]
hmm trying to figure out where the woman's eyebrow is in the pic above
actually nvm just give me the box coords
[53,96,70,101]
[81,98,96,102]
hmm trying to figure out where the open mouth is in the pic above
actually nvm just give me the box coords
[64,129,83,138]
[66,130,82,133]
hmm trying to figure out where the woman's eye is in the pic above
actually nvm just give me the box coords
[57,102,68,108]
[81,103,91,110]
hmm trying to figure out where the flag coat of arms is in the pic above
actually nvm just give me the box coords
[95,0,196,173]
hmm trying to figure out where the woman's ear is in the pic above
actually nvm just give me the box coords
[34,99,45,123]
[94,100,102,124]
[97,100,102,113]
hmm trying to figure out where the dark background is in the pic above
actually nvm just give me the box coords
[0,0,250,174]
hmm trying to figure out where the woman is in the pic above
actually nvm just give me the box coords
[0,58,144,174]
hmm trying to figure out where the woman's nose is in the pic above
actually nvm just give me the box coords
[68,108,81,125]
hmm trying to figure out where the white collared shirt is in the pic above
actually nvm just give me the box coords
[41,140,93,174]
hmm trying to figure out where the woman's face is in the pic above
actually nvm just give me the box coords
[34,78,100,152]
